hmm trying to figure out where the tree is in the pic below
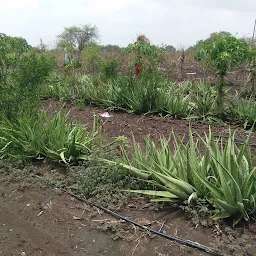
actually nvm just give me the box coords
[57,25,99,53]
[101,44,121,52]
[37,38,47,52]
[0,33,30,67]
[188,31,232,52]
[0,33,30,83]
[165,45,176,51]
[195,34,251,118]
[125,35,164,75]
[0,34,55,119]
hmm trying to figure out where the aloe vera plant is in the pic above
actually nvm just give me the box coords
[0,109,97,164]
[105,128,256,225]
[231,98,256,127]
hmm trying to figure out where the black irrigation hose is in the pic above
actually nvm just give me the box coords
[57,187,223,256]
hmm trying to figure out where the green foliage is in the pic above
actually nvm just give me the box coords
[57,24,99,52]
[180,198,217,227]
[71,59,81,68]
[125,40,165,74]
[100,58,119,79]
[83,43,102,74]
[106,128,256,225]
[101,44,121,52]
[0,33,30,84]
[121,73,163,114]
[0,34,56,119]
[195,35,250,77]
[41,73,224,120]
[231,98,256,127]
[42,71,256,126]
[68,162,141,209]
[40,72,72,101]
[164,45,176,52]
[0,33,30,68]
[189,31,232,52]
[157,81,191,117]
[0,109,97,164]
[189,83,218,120]
[196,34,251,118]
[14,51,56,88]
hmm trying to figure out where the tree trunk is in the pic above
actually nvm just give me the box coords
[217,75,225,119]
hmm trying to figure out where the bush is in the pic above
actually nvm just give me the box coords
[195,34,251,118]
[100,58,119,79]
[0,51,56,119]
[14,51,56,88]
[83,43,102,74]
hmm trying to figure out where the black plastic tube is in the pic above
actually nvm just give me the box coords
[62,188,223,256]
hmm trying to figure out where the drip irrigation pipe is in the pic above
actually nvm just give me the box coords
[56,186,223,256]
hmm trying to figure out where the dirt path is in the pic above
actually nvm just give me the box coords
[0,169,218,256]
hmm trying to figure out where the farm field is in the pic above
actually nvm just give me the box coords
[1,99,256,256]
[1,30,256,256]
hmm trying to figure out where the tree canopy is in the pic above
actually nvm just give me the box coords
[188,31,232,51]
[57,25,99,52]
[164,45,176,51]
[101,44,121,52]
[0,33,31,67]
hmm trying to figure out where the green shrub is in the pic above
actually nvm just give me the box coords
[83,43,102,74]
[14,51,56,88]
[100,58,119,79]
[0,44,56,119]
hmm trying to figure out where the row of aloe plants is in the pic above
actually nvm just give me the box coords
[41,72,256,126]
[0,109,116,164]
[103,129,256,225]
[41,72,219,120]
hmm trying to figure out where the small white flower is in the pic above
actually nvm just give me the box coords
[100,112,112,118]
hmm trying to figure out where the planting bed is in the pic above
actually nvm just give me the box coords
[44,99,256,147]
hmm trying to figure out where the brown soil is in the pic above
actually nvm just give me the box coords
[1,100,256,256]
[43,100,256,146]
[1,168,256,256]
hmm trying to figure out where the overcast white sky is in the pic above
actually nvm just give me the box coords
[0,0,255,48]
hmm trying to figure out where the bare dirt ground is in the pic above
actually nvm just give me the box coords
[1,100,256,256]
[0,168,214,256]
[43,100,256,147]
[1,168,256,256]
